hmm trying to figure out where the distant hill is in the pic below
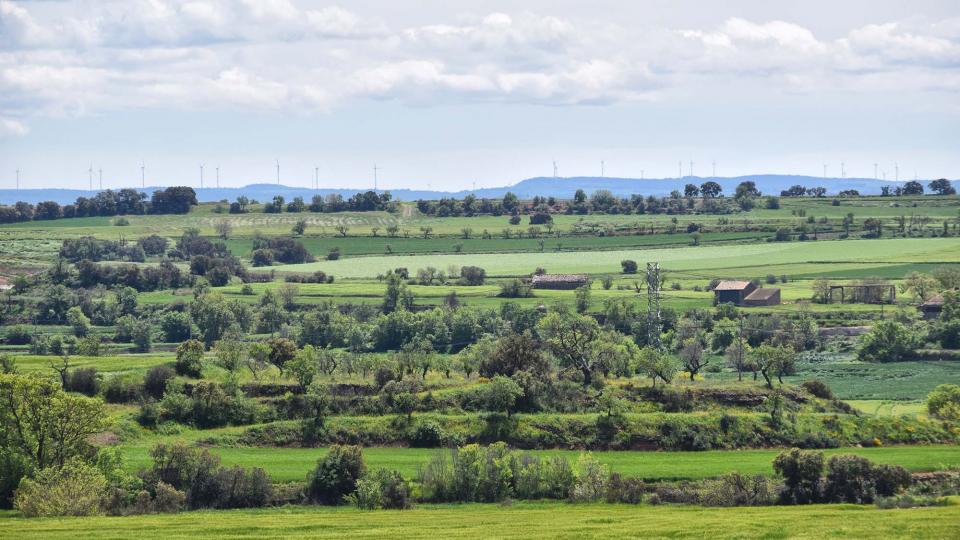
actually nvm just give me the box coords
[0,175,954,205]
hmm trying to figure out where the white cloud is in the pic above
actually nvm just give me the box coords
[0,116,28,136]
[0,2,958,133]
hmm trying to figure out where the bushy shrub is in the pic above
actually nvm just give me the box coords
[498,279,533,298]
[801,379,834,400]
[697,473,776,507]
[103,375,142,403]
[858,320,919,363]
[872,464,912,498]
[15,458,108,517]
[0,450,31,509]
[160,312,193,343]
[570,453,608,502]
[143,365,176,400]
[926,384,960,420]
[408,420,445,448]
[140,442,272,510]
[163,381,259,429]
[374,366,396,389]
[305,445,367,505]
[773,448,824,504]
[373,468,412,509]
[605,473,644,504]
[5,325,33,345]
[346,477,383,510]
[823,454,877,503]
[65,367,99,396]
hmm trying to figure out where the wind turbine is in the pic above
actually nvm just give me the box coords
[822,164,827,178]
[275,159,280,185]
[88,164,94,191]
[314,166,319,190]
[216,166,220,188]
[200,164,204,189]
[15,168,19,191]
[373,164,380,191]
[689,161,694,177]
[98,167,103,190]
[894,162,899,182]
[140,161,145,188]
[840,162,845,179]
[600,160,604,178]
[552,160,558,178]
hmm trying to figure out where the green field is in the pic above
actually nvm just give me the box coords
[3,499,959,539]
[116,443,960,483]
[271,238,960,278]
[786,359,960,401]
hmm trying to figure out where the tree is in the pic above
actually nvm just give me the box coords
[0,373,107,469]
[131,318,153,353]
[575,284,591,314]
[266,338,298,376]
[292,219,308,236]
[928,178,956,196]
[287,345,319,391]
[482,376,524,417]
[214,220,232,240]
[458,335,495,379]
[900,271,937,302]
[160,311,193,342]
[700,181,722,198]
[811,278,832,304]
[902,180,924,195]
[734,181,761,199]
[620,260,638,274]
[537,312,602,386]
[724,340,752,381]
[634,347,677,387]
[684,183,700,197]
[750,344,795,388]
[150,187,198,214]
[66,306,90,337]
[679,337,708,381]
[857,320,919,363]
[382,272,413,314]
[213,337,246,384]
[480,331,550,379]
[175,339,205,377]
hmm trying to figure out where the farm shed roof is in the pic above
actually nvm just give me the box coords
[713,280,753,291]
[745,288,779,301]
[531,274,589,283]
[921,294,944,307]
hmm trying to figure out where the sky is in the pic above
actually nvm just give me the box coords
[1,0,958,191]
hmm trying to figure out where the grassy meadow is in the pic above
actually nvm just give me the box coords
[3,499,959,539]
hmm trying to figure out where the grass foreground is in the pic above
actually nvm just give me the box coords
[2,499,959,539]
